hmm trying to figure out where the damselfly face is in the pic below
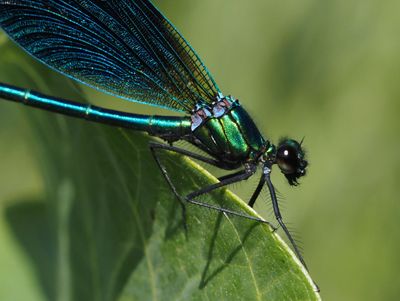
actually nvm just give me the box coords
[276,138,308,186]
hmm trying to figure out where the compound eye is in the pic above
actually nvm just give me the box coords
[276,145,298,174]
[276,138,307,186]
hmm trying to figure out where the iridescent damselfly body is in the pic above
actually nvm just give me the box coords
[0,0,314,284]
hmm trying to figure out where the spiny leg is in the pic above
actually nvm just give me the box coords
[149,141,228,168]
[245,174,279,232]
[150,142,188,231]
[248,174,265,208]
[263,167,309,271]
[149,142,274,228]
[247,166,317,289]
[184,168,276,229]
[266,172,320,291]
[150,141,232,230]
[185,166,255,200]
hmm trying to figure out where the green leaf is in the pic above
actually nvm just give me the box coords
[1,38,319,300]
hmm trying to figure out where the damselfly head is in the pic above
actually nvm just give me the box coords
[276,138,308,186]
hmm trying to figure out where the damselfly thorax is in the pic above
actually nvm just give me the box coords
[189,93,269,168]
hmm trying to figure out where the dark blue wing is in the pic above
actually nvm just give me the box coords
[0,0,220,112]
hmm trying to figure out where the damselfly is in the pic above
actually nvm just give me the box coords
[0,0,312,276]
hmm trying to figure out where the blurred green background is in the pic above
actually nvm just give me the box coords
[1,0,399,300]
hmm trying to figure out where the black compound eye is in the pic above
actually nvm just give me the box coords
[276,145,298,174]
[276,138,308,186]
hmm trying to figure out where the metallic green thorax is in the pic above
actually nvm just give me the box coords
[189,95,269,167]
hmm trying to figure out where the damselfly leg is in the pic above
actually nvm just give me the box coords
[149,142,276,230]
